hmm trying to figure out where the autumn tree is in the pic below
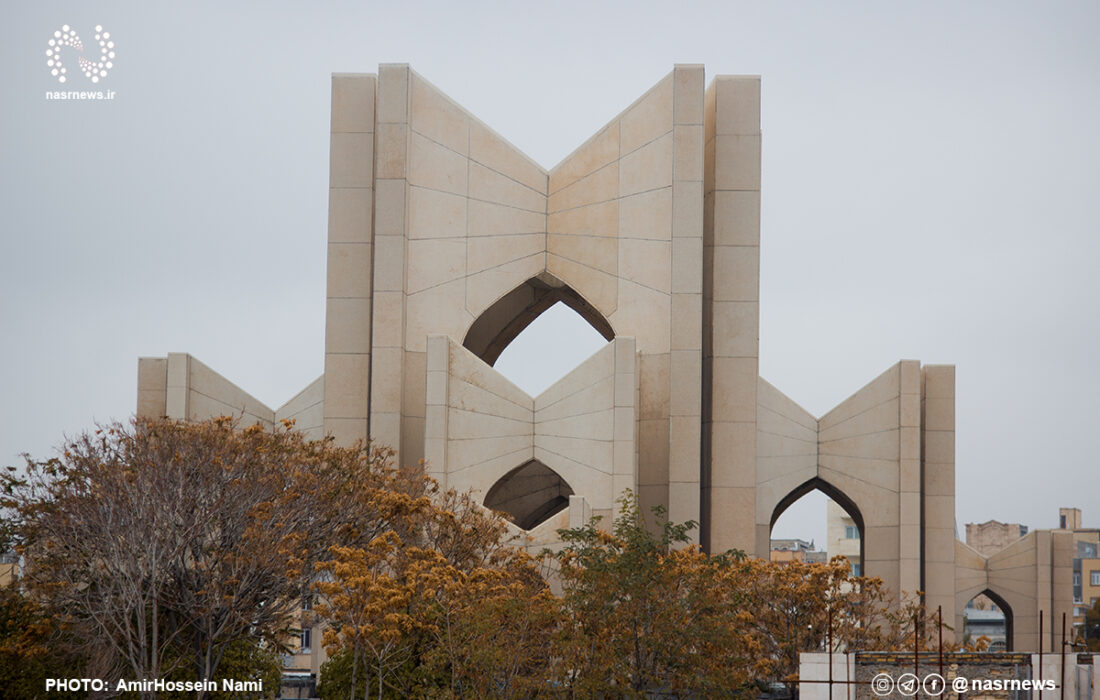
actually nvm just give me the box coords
[551,492,762,698]
[10,424,201,689]
[5,417,422,699]
[7,415,978,700]
[313,486,558,700]
[0,582,88,699]
[405,546,556,698]
[738,557,862,695]
[739,555,972,696]
[315,536,419,700]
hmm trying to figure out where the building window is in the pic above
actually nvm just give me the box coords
[1091,571,1100,586]
[1074,573,1081,586]
[1060,514,1067,529]
[300,628,311,654]
[852,563,861,576]
[845,525,859,539]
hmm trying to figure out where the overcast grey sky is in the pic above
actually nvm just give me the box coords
[3,1,1098,549]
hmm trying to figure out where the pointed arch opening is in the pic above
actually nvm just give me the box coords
[484,460,574,531]
[963,589,1013,651]
[769,477,865,573]
[463,272,614,367]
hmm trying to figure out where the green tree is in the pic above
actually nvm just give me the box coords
[0,583,86,700]
[1082,599,1100,652]
[551,491,759,698]
[317,648,369,700]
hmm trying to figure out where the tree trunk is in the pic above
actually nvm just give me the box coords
[349,644,358,700]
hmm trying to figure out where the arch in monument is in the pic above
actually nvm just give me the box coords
[462,272,615,366]
[963,588,1014,651]
[769,476,865,570]
[483,459,574,531]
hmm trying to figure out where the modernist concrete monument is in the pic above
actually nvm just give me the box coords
[136,65,1075,652]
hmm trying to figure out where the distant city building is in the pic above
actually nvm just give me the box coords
[827,501,861,576]
[1061,507,1083,531]
[1061,509,1100,639]
[965,520,1027,556]
[1073,544,1100,633]
[960,507,1099,649]
[0,550,18,587]
[963,608,1008,651]
[770,538,826,563]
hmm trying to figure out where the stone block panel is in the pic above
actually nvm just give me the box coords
[186,355,275,425]
[549,200,618,238]
[408,132,468,195]
[471,121,547,194]
[549,123,619,195]
[328,187,373,244]
[137,358,168,419]
[375,123,407,179]
[619,188,672,240]
[673,64,704,125]
[331,73,376,134]
[619,73,673,155]
[619,132,673,197]
[410,72,469,155]
[713,75,761,135]
[329,133,374,189]
[818,363,900,430]
[712,190,760,247]
[325,296,372,354]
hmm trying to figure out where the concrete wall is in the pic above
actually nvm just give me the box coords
[953,528,1079,652]
[549,66,706,534]
[921,365,956,627]
[136,65,1099,657]
[702,75,761,554]
[424,334,636,525]
[367,66,552,470]
[275,375,325,441]
[136,357,168,418]
[137,353,275,427]
[754,377,819,555]
[323,74,377,447]
[136,355,323,439]
[740,360,955,635]
[352,65,706,538]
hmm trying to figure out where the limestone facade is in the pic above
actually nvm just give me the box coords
[135,65,1075,653]
[965,520,1028,556]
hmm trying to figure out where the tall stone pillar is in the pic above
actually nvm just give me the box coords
[702,75,761,555]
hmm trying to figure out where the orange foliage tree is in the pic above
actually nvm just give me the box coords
[5,417,435,698]
[5,416,968,700]
[551,492,765,698]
